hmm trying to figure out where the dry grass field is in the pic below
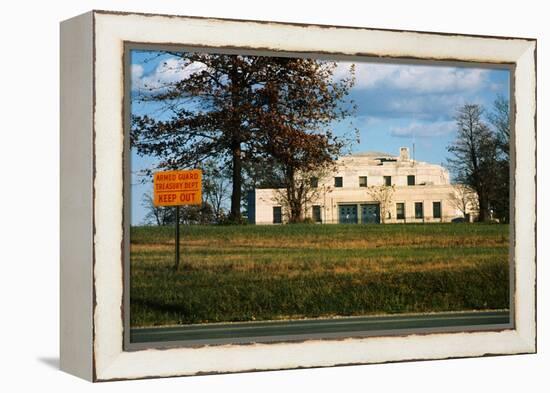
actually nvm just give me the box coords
[130,223,509,327]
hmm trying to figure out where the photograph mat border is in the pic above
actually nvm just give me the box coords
[122,42,516,350]
[88,11,535,381]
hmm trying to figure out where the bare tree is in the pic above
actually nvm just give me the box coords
[272,166,335,223]
[366,185,395,224]
[179,203,216,225]
[487,95,510,223]
[449,184,479,221]
[201,160,231,222]
[487,95,510,159]
[447,103,499,221]
[141,192,175,226]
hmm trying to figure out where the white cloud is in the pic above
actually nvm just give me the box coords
[358,116,384,127]
[390,120,456,138]
[132,58,207,91]
[489,82,505,92]
[388,94,467,117]
[131,64,144,80]
[336,62,489,94]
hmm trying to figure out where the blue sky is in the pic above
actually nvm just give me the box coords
[130,50,510,225]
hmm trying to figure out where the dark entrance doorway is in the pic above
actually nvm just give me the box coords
[361,203,380,224]
[339,204,358,224]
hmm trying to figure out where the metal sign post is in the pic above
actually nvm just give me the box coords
[153,169,203,271]
[175,205,180,271]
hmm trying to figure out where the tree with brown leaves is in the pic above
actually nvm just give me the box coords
[256,63,356,222]
[131,52,355,223]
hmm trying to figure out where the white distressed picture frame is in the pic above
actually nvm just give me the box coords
[60,10,536,381]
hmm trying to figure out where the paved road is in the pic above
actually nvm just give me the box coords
[130,310,510,346]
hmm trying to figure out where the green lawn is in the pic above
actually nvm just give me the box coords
[130,223,510,327]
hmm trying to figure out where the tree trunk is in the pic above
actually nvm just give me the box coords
[477,188,487,222]
[286,167,303,223]
[229,140,242,222]
[290,198,302,223]
[228,66,243,223]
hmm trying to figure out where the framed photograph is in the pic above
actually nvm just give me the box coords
[60,10,536,381]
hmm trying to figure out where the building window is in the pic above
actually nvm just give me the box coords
[334,176,343,187]
[433,201,442,219]
[273,206,282,224]
[396,203,405,220]
[415,202,424,219]
[359,176,368,187]
[407,175,415,186]
[384,176,392,186]
[312,205,322,223]
[310,177,318,188]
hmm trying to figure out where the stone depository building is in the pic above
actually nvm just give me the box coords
[247,147,479,224]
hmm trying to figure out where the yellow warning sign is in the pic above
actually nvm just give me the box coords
[153,169,202,207]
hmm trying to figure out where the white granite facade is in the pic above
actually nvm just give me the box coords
[248,148,478,224]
